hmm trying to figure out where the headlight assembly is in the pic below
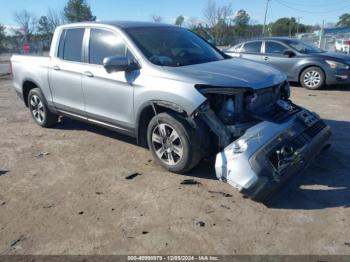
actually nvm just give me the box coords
[325,60,349,70]
[231,139,248,154]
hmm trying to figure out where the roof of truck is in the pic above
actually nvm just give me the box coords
[60,21,175,29]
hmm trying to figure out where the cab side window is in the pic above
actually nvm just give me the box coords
[241,41,262,53]
[89,29,128,65]
[57,28,85,62]
[265,41,288,54]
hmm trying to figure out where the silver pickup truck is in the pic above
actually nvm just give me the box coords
[11,21,331,201]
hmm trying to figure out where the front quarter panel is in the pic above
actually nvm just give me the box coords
[290,57,329,82]
[133,72,206,118]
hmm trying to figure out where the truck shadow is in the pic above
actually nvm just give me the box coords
[55,117,139,146]
[183,157,217,180]
[268,119,350,210]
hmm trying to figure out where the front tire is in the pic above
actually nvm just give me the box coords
[28,88,58,127]
[300,67,325,90]
[147,112,202,174]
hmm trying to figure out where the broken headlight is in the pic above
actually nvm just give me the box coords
[231,139,248,154]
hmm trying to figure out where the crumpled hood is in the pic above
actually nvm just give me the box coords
[162,58,286,89]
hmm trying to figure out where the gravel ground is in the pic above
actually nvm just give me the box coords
[0,77,349,255]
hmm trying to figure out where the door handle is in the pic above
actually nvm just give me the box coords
[83,71,94,77]
[264,56,269,61]
[52,65,60,71]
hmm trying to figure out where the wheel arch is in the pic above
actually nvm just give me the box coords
[22,78,41,107]
[135,100,189,148]
[298,65,326,84]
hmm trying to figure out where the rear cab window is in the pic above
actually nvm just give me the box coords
[57,28,85,62]
[241,41,262,53]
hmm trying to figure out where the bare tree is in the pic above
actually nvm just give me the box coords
[203,0,233,26]
[13,10,37,41]
[187,17,200,30]
[203,0,217,27]
[47,7,65,28]
[151,15,163,23]
[203,0,233,45]
[217,5,233,25]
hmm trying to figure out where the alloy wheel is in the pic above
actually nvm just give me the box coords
[30,95,45,123]
[151,123,183,166]
[304,70,321,88]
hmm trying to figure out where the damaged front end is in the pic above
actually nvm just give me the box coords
[194,81,331,202]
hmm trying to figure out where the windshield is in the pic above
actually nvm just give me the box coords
[124,26,225,67]
[286,40,324,54]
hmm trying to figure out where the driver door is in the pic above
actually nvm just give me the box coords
[81,28,135,133]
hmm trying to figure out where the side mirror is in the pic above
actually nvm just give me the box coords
[283,50,296,58]
[103,55,140,73]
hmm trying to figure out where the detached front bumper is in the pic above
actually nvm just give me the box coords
[215,110,331,202]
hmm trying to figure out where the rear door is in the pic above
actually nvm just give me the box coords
[239,41,264,62]
[80,28,135,132]
[49,28,86,116]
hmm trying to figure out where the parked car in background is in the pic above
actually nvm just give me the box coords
[225,38,350,90]
[335,39,350,54]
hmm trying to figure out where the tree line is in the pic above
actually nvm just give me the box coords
[0,0,350,53]
[0,0,95,53]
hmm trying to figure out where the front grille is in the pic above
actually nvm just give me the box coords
[289,120,326,149]
[292,132,310,149]
[268,120,327,174]
[305,120,327,138]
[251,103,301,123]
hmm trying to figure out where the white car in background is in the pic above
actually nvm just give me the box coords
[335,39,350,54]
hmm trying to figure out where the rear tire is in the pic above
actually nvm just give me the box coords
[147,112,203,174]
[28,88,58,128]
[300,67,325,90]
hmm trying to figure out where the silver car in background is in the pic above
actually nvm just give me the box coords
[225,38,350,90]
[11,22,331,202]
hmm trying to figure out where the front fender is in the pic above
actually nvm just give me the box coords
[134,76,206,117]
[293,59,328,82]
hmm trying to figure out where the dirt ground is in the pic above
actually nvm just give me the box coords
[0,77,349,255]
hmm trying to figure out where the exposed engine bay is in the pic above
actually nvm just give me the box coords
[194,81,331,202]
[195,81,296,146]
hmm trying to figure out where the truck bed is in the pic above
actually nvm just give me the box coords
[11,55,51,104]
